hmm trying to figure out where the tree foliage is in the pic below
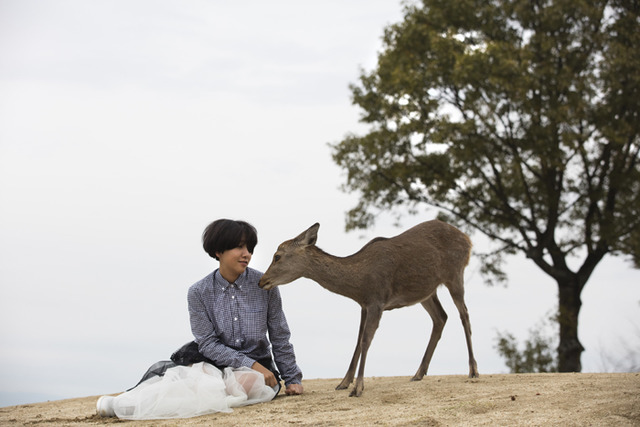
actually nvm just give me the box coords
[495,313,559,373]
[496,331,558,373]
[331,0,639,372]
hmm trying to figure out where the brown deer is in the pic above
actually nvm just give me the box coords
[259,220,479,397]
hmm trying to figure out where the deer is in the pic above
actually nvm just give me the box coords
[259,219,479,397]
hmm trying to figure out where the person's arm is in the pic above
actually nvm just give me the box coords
[266,287,303,391]
[188,285,255,369]
[285,383,303,395]
[249,361,278,387]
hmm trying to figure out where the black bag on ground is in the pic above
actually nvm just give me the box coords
[128,341,215,390]
[170,341,218,366]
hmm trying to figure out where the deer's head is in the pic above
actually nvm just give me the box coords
[259,223,319,290]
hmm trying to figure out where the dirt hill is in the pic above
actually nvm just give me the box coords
[1,373,638,426]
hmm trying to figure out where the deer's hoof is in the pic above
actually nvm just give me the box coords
[410,375,424,382]
[336,378,352,390]
[468,368,479,378]
[349,388,363,397]
[349,383,364,397]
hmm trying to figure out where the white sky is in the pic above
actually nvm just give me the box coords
[1,0,638,408]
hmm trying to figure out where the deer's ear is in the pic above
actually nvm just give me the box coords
[295,223,319,246]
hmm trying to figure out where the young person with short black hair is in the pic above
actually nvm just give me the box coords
[189,219,303,395]
[96,219,302,420]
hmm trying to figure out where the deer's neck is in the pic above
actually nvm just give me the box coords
[304,246,364,301]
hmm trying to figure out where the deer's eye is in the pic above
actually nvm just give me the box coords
[274,255,281,262]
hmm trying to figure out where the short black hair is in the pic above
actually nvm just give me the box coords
[202,219,258,260]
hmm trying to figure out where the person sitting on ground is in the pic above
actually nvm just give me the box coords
[186,218,303,395]
[96,219,303,420]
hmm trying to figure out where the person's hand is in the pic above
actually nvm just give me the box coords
[251,362,278,388]
[285,383,304,395]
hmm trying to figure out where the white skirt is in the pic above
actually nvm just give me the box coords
[107,362,276,420]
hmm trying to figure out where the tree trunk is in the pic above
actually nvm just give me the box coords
[557,279,585,372]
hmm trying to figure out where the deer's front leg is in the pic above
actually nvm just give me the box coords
[349,306,382,397]
[336,308,366,390]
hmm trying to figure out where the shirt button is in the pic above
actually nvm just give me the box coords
[231,296,235,299]
[234,317,238,321]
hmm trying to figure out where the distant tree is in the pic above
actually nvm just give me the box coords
[495,332,558,373]
[331,0,640,372]
[495,313,559,373]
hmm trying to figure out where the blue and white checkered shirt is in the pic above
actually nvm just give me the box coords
[187,267,302,385]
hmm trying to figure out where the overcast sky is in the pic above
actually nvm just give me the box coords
[1,0,638,408]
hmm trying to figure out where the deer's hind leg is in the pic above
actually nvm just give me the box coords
[336,307,366,390]
[412,294,447,381]
[447,276,479,378]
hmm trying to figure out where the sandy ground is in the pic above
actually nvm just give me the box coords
[1,373,638,426]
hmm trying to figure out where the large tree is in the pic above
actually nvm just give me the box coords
[331,0,639,372]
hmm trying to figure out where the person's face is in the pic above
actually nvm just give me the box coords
[216,244,252,282]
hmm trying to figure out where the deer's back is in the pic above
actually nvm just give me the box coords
[352,220,471,302]
[360,220,470,261]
